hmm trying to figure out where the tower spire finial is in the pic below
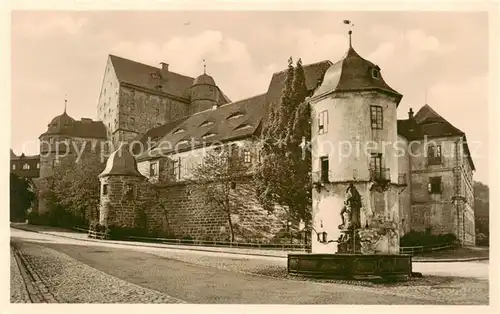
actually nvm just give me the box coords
[202,58,206,74]
[425,87,428,105]
[64,94,67,113]
[343,20,354,48]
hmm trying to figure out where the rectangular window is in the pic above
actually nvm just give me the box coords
[427,144,442,165]
[102,184,108,195]
[36,162,40,169]
[130,117,135,125]
[244,150,251,163]
[370,106,383,129]
[320,156,329,183]
[12,164,15,170]
[318,110,328,134]
[370,153,382,172]
[150,161,158,176]
[370,153,384,181]
[428,177,442,194]
[171,159,179,179]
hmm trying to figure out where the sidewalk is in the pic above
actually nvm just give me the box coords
[10,223,489,262]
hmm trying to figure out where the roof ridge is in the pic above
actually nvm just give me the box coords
[219,93,267,108]
[270,59,333,76]
[109,54,195,80]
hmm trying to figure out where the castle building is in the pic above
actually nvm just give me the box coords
[10,149,40,180]
[32,32,476,245]
[96,55,231,147]
[36,105,107,213]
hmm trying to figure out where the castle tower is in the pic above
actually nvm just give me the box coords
[308,30,404,254]
[38,103,76,214]
[189,69,220,114]
[98,143,148,228]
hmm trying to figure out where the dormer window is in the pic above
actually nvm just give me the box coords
[202,133,216,139]
[227,112,244,120]
[200,121,214,127]
[173,128,185,135]
[234,124,252,131]
[150,73,161,79]
[371,68,380,79]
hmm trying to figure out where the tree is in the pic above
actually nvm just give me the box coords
[10,173,36,222]
[474,181,489,246]
[50,149,106,225]
[192,145,250,242]
[255,58,312,224]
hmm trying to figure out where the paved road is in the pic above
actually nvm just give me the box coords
[10,228,489,304]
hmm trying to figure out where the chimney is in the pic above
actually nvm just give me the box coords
[408,108,414,119]
[160,62,169,79]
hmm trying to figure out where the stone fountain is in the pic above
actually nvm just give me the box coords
[287,183,412,281]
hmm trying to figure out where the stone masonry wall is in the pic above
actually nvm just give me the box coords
[116,86,189,144]
[155,179,287,242]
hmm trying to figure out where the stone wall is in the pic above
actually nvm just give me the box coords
[154,179,287,242]
[99,175,154,228]
[96,57,120,138]
[115,86,189,145]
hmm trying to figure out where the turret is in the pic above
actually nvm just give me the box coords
[308,28,403,255]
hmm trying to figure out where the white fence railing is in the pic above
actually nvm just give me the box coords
[72,226,310,251]
[399,243,455,255]
[74,226,454,254]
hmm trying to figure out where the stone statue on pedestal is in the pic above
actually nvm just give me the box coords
[338,183,361,230]
[337,183,362,253]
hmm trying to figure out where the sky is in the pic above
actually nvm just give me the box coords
[10,11,489,184]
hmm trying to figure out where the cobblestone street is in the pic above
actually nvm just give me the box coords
[10,238,184,303]
[9,228,489,305]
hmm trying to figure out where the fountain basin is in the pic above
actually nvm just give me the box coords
[287,253,412,280]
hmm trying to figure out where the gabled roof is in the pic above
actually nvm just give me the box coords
[137,94,266,161]
[398,104,475,171]
[312,46,402,104]
[414,104,465,138]
[109,54,195,100]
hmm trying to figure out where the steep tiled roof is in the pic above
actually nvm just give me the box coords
[414,104,465,138]
[137,94,266,161]
[40,113,107,139]
[312,47,402,104]
[397,119,424,141]
[398,104,475,171]
[109,54,194,100]
[265,60,332,106]
[131,117,189,154]
[10,149,17,159]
